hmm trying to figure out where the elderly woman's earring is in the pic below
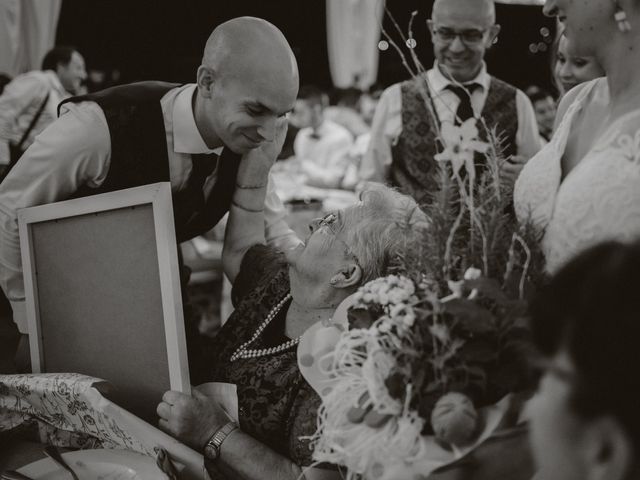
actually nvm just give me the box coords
[614,0,632,32]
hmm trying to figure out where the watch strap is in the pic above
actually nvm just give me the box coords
[204,421,238,461]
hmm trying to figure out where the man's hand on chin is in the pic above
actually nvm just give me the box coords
[237,119,288,184]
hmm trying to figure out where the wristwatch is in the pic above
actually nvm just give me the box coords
[203,421,239,462]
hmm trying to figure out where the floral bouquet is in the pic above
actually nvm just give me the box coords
[299,265,538,478]
[296,10,545,480]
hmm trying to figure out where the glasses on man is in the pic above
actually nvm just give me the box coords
[431,26,488,46]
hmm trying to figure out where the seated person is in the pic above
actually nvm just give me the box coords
[156,129,429,480]
[324,87,369,139]
[292,85,354,189]
[525,86,557,143]
[341,86,384,190]
[527,240,640,480]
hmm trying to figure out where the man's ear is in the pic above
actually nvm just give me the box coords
[487,24,501,47]
[55,62,67,77]
[197,65,216,99]
[427,19,436,38]
[582,416,633,480]
[329,262,362,289]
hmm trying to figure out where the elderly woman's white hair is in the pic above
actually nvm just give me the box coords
[341,184,429,283]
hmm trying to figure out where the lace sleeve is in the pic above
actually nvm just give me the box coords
[286,381,339,470]
[231,244,288,307]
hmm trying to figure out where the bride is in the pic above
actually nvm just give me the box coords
[515,0,640,273]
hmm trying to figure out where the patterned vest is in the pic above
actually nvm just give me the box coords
[58,82,241,242]
[390,75,518,206]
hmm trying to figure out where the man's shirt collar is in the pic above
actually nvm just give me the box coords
[172,84,219,155]
[44,70,69,96]
[429,61,490,93]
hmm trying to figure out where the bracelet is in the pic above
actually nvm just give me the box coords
[203,421,239,462]
[231,199,263,213]
[236,182,267,189]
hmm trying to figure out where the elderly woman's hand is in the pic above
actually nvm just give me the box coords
[156,389,230,451]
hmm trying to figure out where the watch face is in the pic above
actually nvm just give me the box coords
[204,443,219,461]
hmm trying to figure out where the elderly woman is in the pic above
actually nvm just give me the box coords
[157,121,427,479]
[515,0,640,274]
[527,241,640,480]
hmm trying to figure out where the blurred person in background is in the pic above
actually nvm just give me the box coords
[292,85,353,189]
[0,46,86,173]
[553,33,605,98]
[324,87,369,139]
[526,85,557,143]
[341,85,384,190]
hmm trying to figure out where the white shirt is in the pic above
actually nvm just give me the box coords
[294,119,353,189]
[0,70,70,166]
[360,62,543,183]
[0,83,297,333]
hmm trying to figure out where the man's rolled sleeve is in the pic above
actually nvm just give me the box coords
[263,172,301,250]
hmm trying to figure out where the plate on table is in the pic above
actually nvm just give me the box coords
[17,449,168,480]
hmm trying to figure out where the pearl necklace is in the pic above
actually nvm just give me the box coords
[230,293,297,361]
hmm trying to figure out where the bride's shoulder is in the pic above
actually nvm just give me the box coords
[594,112,640,168]
[553,79,603,131]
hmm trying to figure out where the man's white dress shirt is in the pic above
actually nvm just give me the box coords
[294,119,353,189]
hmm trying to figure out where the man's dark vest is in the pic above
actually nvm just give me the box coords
[58,81,241,242]
[390,75,518,206]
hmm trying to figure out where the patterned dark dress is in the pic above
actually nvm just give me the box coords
[204,244,324,477]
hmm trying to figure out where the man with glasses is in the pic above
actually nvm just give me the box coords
[360,0,542,206]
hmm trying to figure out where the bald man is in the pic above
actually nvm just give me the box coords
[0,17,300,375]
[360,0,542,205]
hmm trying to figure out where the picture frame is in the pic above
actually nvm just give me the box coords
[18,182,190,419]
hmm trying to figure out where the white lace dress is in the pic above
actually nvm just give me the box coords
[514,78,640,273]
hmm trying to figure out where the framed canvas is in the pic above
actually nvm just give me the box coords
[18,182,190,420]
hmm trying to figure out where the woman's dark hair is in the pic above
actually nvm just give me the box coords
[297,85,327,108]
[334,87,363,109]
[530,240,640,449]
[525,85,554,105]
[41,46,78,71]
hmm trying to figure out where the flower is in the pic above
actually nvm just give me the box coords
[434,118,490,177]
[429,322,451,343]
[464,267,482,281]
[446,280,464,298]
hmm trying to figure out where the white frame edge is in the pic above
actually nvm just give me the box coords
[17,182,191,394]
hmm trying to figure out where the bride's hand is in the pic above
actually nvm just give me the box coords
[501,155,527,186]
